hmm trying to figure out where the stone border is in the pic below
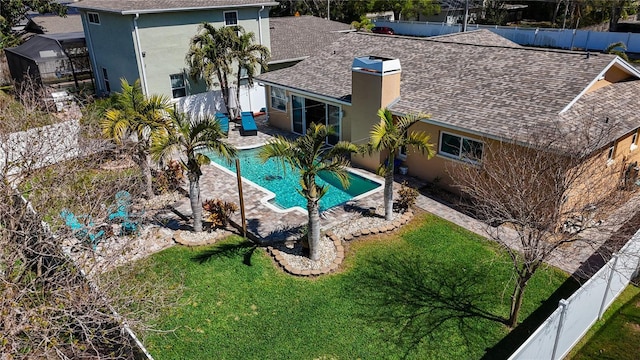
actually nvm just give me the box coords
[267,210,414,277]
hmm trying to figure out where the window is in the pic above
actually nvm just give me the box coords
[631,130,639,151]
[224,11,238,26]
[607,144,616,163]
[290,95,342,145]
[170,74,186,98]
[270,87,286,111]
[439,132,483,162]
[88,12,100,25]
[102,68,110,93]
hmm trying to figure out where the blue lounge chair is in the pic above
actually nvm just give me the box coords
[107,190,138,235]
[215,112,230,134]
[240,111,257,136]
[60,209,105,250]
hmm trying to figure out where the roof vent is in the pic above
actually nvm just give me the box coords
[352,56,401,75]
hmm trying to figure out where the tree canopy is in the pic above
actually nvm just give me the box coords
[1,0,67,47]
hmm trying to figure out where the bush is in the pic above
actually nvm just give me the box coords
[396,181,418,213]
[202,198,238,228]
[153,160,185,194]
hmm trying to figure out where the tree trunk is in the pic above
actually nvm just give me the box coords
[235,69,243,119]
[139,150,154,199]
[384,172,394,221]
[190,176,202,232]
[609,3,621,32]
[508,275,530,328]
[307,197,321,261]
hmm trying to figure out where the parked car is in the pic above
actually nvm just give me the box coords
[371,26,395,35]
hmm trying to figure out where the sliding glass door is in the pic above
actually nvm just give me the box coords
[290,95,341,145]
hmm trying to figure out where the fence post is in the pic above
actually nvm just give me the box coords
[598,253,619,319]
[551,299,569,360]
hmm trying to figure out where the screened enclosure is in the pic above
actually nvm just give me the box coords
[4,32,93,92]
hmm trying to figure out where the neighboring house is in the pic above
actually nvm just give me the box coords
[257,30,640,197]
[4,32,92,91]
[24,14,84,35]
[72,0,277,114]
[268,15,353,71]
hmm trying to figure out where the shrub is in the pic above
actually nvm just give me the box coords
[396,181,418,213]
[153,160,185,194]
[202,198,238,228]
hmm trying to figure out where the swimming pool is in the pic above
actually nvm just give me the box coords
[203,147,382,212]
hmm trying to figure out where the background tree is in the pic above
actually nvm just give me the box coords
[101,79,171,199]
[151,110,237,233]
[367,108,434,221]
[371,0,440,21]
[259,124,358,260]
[232,27,270,118]
[270,0,373,23]
[0,0,66,47]
[450,124,631,327]
[351,16,374,31]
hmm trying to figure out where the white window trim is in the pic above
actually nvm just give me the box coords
[438,131,483,163]
[631,130,639,151]
[87,12,100,25]
[169,73,186,99]
[270,87,287,112]
[223,11,238,26]
[606,144,616,166]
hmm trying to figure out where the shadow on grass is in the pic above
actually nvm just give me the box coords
[190,240,258,266]
[349,252,505,358]
[481,276,580,360]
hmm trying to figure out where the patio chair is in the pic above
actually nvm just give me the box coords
[60,209,105,250]
[215,112,230,134]
[107,190,139,235]
[240,111,257,136]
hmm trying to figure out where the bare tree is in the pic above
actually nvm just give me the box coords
[0,90,183,358]
[450,121,634,328]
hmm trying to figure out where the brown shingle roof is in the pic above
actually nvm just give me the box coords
[269,16,353,63]
[27,15,84,34]
[72,0,277,14]
[429,29,521,48]
[258,31,635,141]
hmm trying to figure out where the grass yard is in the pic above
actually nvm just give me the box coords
[569,284,640,360]
[119,213,570,359]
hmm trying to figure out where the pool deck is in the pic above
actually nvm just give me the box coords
[173,115,390,243]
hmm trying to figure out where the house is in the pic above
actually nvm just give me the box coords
[71,0,277,113]
[257,30,640,196]
[268,15,353,71]
[4,32,92,91]
[24,14,84,35]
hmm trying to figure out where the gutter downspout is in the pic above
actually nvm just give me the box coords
[133,13,149,95]
[82,12,99,93]
[257,6,265,45]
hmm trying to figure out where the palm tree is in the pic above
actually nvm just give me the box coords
[232,28,270,118]
[186,23,237,115]
[151,110,237,232]
[368,108,435,221]
[604,41,629,62]
[259,124,358,261]
[101,79,171,199]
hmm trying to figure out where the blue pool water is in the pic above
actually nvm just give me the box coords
[204,147,381,211]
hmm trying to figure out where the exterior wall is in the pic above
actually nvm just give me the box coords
[586,64,634,94]
[80,10,138,95]
[137,8,271,99]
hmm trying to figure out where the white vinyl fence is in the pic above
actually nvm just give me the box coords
[374,20,640,53]
[0,119,80,176]
[174,85,266,118]
[509,230,640,360]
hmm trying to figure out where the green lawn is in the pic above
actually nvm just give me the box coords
[569,285,640,360]
[119,213,569,359]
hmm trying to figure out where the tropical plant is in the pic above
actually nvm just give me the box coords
[396,181,418,212]
[186,24,269,119]
[367,108,435,221]
[604,41,629,62]
[259,124,358,260]
[232,27,270,118]
[101,78,171,199]
[151,110,237,232]
[203,198,238,228]
[351,16,374,31]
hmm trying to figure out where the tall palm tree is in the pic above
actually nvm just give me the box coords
[186,23,236,115]
[151,110,237,232]
[101,79,171,198]
[232,28,270,118]
[368,108,435,220]
[259,124,358,261]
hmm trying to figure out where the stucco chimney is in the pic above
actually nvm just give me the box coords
[350,56,401,170]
